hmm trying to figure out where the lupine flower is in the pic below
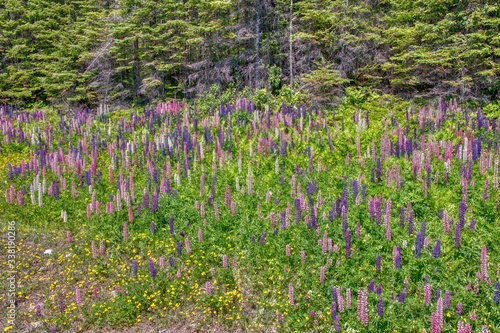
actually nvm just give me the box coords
[376,284,382,295]
[99,240,104,256]
[169,216,174,237]
[377,297,384,316]
[300,251,306,264]
[357,289,369,326]
[436,297,443,328]
[148,258,156,278]
[424,283,432,306]
[470,311,476,321]
[432,239,441,258]
[289,283,294,305]
[480,245,488,281]
[398,288,406,303]
[91,241,97,258]
[286,244,291,256]
[159,256,165,268]
[376,254,381,273]
[206,281,212,296]
[320,266,326,283]
[75,287,82,306]
[185,238,191,255]
[150,221,155,234]
[456,302,463,315]
[169,256,175,267]
[222,254,228,269]
[131,260,138,277]
[198,228,203,242]
[331,302,337,320]
[355,221,361,238]
[346,288,352,308]
[66,231,72,243]
[176,241,182,255]
[493,282,500,304]
[368,279,375,292]
[122,222,128,241]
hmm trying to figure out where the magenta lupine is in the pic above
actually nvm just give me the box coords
[430,312,441,333]
[123,222,128,241]
[437,297,443,328]
[424,283,432,306]
[286,244,291,256]
[289,283,294,305]
[481,245,488,281]
[357,289,369,326]
[470,312,476,321]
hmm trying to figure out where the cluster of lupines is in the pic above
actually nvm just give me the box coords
[1,98,500,332]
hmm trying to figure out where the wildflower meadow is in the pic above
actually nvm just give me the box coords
[1,99,499,332]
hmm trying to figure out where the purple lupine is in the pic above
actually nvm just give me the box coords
[368,280,375,292]
[494,282,500,304]
[377,297,384,316]
[444,290,451,309]
[469,218,476,231]
[484,179,489,201]
[394,247,402,269]
[376,254,381,273]
[432,239,441,258]
[129,259,138,277]
[176,241,182,255]
[399,206,405,228]
[331,302,337,320]
[456,302,463,315]
[376,284,382,295]
[150,221,155,234]
[459,199,466,228]
[169,256,175,267]
[345,228,351,258]
[148,258,156,278]
[398,288,406,303]
[357,289,369,326]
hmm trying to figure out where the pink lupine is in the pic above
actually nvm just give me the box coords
[99,240,104,256]
[346,288,352,308]
[289,283,295,305]
[424,283,432,306]
[301,251,306,264]
[338,294,345,312]
[66,231,72,243]
[222,254,228,269]
[185,238,191,255]
[214,202,220,221]
[75,286,82,306]
[436,297,443,328]
[198,228,203,242]
[123,222,128,241]
[286,244,291,256]
[91,241,97,258]
[320,266,326,284]
[322,231,328,254]
[206,281,212,296]
[481,246,488,281]
[430,312,441,333]
[231,201,236,216]
[357,289,368,326]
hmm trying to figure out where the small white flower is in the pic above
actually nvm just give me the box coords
[44,249,53,255]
